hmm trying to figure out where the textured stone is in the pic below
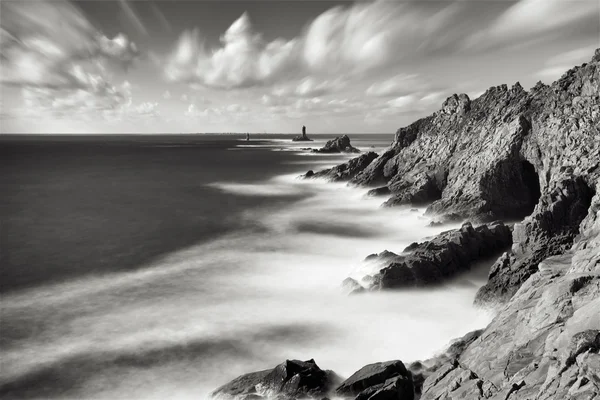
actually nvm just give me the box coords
[211,359,340,400]
[303,152,378,182]
[312,135,360,153]
[367,222,512,290]
[335,360,411,398]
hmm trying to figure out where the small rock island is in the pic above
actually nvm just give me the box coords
[312,135,360,153]
[292,125,313,141]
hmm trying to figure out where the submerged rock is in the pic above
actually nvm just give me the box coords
[211,359,340,400]
[312,135,360,153]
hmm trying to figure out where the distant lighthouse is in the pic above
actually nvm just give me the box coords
[292,125,313,141]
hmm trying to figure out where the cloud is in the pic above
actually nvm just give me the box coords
[536,45,598,82]
[165,13,299,89]
[1,0,143,127]
[185,103,248,119]
[365,91,448,124]
[134,102,159,117]
[164,2,466,90]
[151,3,172,33]
[465,0,600,50]
[366,74,430,97]
[163,90,172,99]
[118,0,148,36]
[1,0,139,89]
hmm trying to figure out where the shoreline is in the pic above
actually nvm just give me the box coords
[211,49,600,400]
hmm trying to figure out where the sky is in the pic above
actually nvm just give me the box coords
[0,0,598,134]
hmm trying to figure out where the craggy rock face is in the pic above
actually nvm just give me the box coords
[313,135,360,153]
[335,360,414,400]
[211,359,341,400]
[321,49,599,304]
[367,222,512,291]
[420,198,600,399]
[302,152,379,182]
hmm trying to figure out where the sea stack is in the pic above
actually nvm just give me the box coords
[292,125,313,141]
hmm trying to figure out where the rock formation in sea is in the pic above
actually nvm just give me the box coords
[312,134,361,153]
[359,221,512,292]
[303,151,378,181]
[211,48,600,400]
[292,125,313,141]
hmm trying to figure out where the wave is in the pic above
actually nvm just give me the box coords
[1,142,492,399]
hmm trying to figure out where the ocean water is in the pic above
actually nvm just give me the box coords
[0,134,492,399]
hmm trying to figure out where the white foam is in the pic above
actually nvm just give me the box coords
[1,167,492,400]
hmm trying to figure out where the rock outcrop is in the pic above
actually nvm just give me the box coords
[211,359,340,400]
[315,49,600,304]
[303,152,378,182]
[312,135,360,153]
[420,202,600,399]
[211,48,600,400]
[336,360,414,400]
[360,222,512,291]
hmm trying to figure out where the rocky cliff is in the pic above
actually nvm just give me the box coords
[347,48,599,304]
[212,49,600,400]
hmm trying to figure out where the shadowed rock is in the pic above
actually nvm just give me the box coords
[211,359,341,400]
[321,48,600,304]
[303,152,378,182]
[367,222,512,290]
[336,360,413,399]
[312,135,360,153]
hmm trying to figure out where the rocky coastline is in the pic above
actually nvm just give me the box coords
[211,49,600,400]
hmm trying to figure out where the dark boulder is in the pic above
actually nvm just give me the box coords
[335,360,412,399]
[366,186,391,197]
[370,222,512,290]
[211,359,340,400]
[312,135,360,153]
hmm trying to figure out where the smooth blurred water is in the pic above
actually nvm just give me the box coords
[0,134,492,399]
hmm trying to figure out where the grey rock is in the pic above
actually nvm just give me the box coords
[312,135,360,154]
[304,152,378,182]
[335,360,411,398]
[211,359,340,400]
[369,222,512,290]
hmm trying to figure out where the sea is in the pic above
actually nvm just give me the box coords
[0,134,493,399]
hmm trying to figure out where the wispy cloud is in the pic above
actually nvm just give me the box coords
[118,0,149,36]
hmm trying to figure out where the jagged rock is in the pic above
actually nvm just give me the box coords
[312,135,360,154]
[352,149,399,186]
[211,359,340,400]
[335,360,413,399]
[369,222,512,290]
[324,48,600,303]
[355,376,414,400]
[421,185,600,400]
[475,176,594,305]
[408,329,484,396]
[292,125,313,141]
[364,250,399,262]
[304,152,378,182]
